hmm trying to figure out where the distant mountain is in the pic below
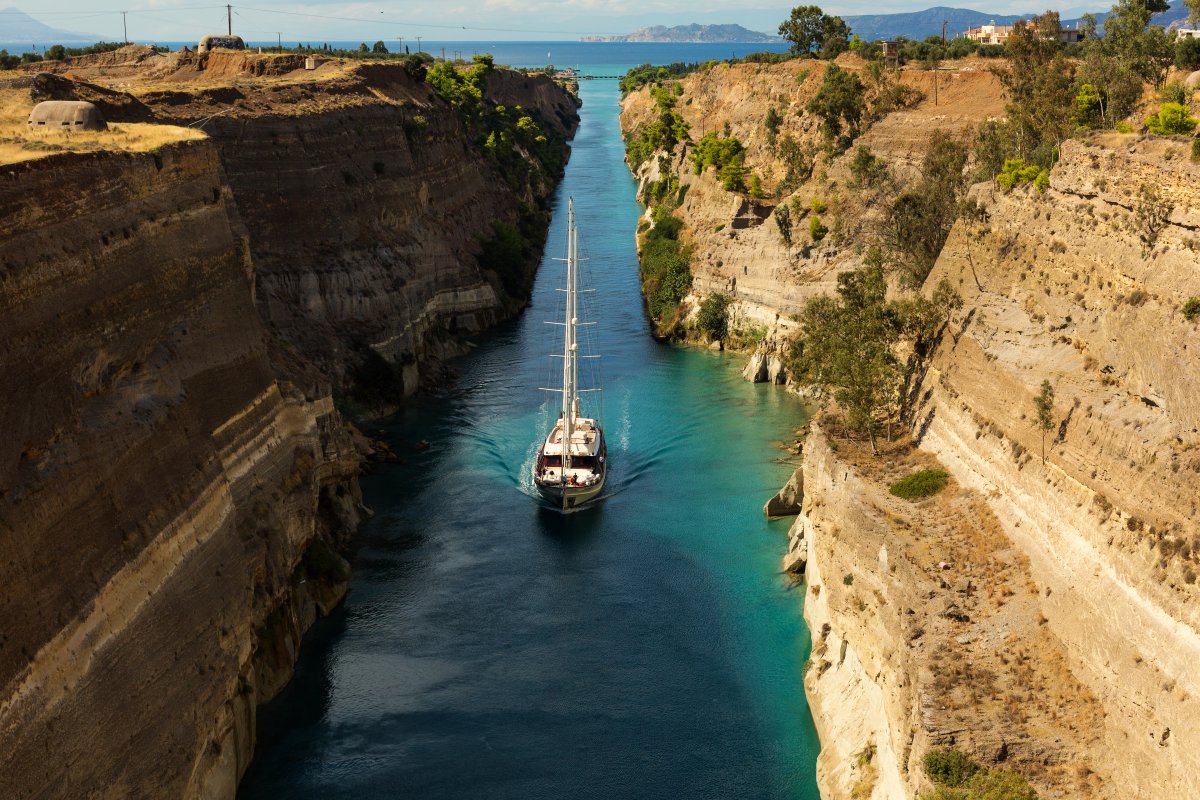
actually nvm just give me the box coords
[842,3,1192,41]
[0,7,100,44]
[582,24,782,43]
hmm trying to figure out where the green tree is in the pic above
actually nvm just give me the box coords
[779,5,851,58]
[796,266,901,453]
[849,144,889,188]
[775,203,793,245]
[805,63,866,149]
[882,130,968,288]
[1179,35,1200,69]
[372,40,389,54]
[1034,380,1055,464]
[696,293,732,341]
[1146,101,1198,134]
[809,215,828,242]
[992,13,1075,166]
[749,173,764,197]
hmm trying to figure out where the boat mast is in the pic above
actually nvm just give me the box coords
[561,198,576,476]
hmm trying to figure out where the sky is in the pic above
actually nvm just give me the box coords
[1,0,1112,43]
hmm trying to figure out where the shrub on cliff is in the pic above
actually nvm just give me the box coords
[849,145,889,189]
[805,64,865,150]
[1145,102,1198,135]
[691,132,746,188]
[808,215,828,242]
[922,747,1040,799]
[890,469,949,500]
[882,130,968,288]
[696,293,732,341]
[1183,297,1200,321]
[639,207,692,324]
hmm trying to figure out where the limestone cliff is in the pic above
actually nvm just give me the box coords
[620,57,1005,343]
[795,426,1106,799]
[139,60,579,402]
[0,55,576,799]
[911,135,1200,797]
[775,136,1200,799]
[652,56,1200,799]
[0,142,362,798]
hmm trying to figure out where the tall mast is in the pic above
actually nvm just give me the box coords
[562,198,576,475]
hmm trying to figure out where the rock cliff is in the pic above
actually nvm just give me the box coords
[620,57,1005,344]
[640,56,1200,799]
[910,135,1200,797]
[772,136,1200,799]
[0,142,362,798]
[0,55,576,798]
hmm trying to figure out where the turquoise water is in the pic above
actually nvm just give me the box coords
[239,72,819,800]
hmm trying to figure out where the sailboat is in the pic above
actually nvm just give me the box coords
[533,198,607,511]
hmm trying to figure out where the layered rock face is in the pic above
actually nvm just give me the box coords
[796,427,1106,799]
[0,56,576,799]
[142,63,578,397]
[0,143,362,798]
[912,136,1200,797]
[620,58,1005,339]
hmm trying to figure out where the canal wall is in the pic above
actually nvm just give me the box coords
[630,55,1200,799]
[0,53,576,798]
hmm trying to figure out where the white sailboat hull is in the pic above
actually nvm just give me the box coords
[534,469,606,510]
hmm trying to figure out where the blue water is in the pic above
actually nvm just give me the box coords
[238,72,818,800]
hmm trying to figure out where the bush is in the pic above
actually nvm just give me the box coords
[639,206,692,322]
[775,203,793,245]
[809,215,828,242]
[1178,36,1200,70]
[1192,138,1200,162]
[696,293,732,340]
[1145,102,1198,135]
[996,159,1047,192]
[749,173,764,198]
[1184,297,1200,321]
[691,132,746,191]
[849,144,889,188]
[805,63,865,149]
[923,748,981,787]
[889,469,949,500]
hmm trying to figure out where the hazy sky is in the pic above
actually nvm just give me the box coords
[3,1,1106,42]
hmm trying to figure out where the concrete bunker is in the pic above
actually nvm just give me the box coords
[197,35,246,54]
[27,100,108,131]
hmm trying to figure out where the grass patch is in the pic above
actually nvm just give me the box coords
[889,468,949,500]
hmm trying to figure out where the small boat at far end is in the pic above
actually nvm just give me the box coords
[533,198,606,511]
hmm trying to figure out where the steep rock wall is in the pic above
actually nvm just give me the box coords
[913,135,1200,798]
[143,63,579,398]
[798,426,1107,800]
[0,142,361,799]
[620,58,1005,342]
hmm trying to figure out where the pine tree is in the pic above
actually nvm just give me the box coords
[1034,380,1055,464]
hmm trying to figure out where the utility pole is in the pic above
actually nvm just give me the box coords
[398,36,403,53]
[122,11,128,44]
[441,46,445,62]
[226,4,232,36]
[416,35,422,53]
[276,31,281,51]
[942,19,948,45]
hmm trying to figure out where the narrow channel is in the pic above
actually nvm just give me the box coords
[240,69,820,800]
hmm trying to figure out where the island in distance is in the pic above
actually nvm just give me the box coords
[581,24,782,43]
